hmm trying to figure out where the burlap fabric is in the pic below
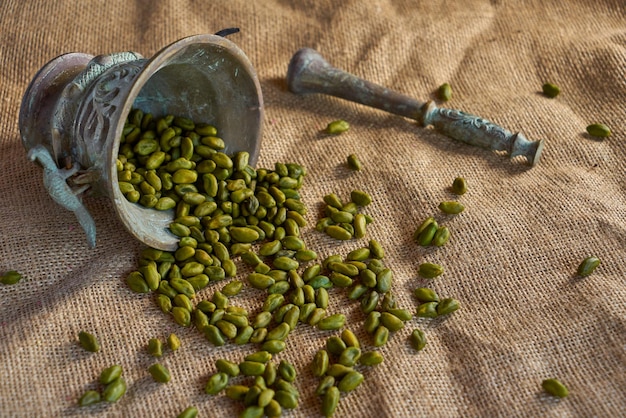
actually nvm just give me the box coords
[1,1,624,417]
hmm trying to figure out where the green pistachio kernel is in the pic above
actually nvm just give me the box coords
[167,333,181,351]
[416,222,438,246]
[325,225,353,240]
[102,377,127,402]
[373,325,389,347]
[414,287,440,303]
[266,322,291,341]
[321,386,340,417]
[350,189,372,207]
[325,119,350,135]
[347,154,362,171]
[338,346,362,367]
[274,389,299,409]
[230,226,260,243]
[100,365,123,385]
[586,123,611,138]
[312,349,329,377]
[234,326,254,345]
[341,329,360,348]
[317,314,346,331]
[148,363,171,383]
[78,390,101,406]
[368,239,385,259]
[245,350,273,364]
[78,331,100,353]
[360,290,380,314]
[171,306,192,327]
[326,336,347,357]
[437,82,452,101]
[225,384,250,401]
[451,176,467,195]
[418,262,444,278]
[273,256,299,271]
[222,280,244,296]
[438,201,465,214]
[328,261,359,277]
[437,298,460,316]
[148,338,163,357]
[359,351,384,366]
[239,361,266,376]
[386,308,413,322]
[577,256,600,277]
[542,378,569,398]
[409,328,427,351]
[413,216,436,237]
[278,360,297,382]
[379,312,404,332]
[126,271,150,293]
[205,372,229,394]
[363,311,381,334]
[432,226,451,247]
[542,82,560,98]
[177,406,199,418]
[416,301,439,318]
[262,339,287,354]
[337,370,364,392]
[376,268,393,293]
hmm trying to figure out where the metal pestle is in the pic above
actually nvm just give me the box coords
[286,48,544,166]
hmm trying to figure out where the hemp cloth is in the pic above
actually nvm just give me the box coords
[1,1,624,417]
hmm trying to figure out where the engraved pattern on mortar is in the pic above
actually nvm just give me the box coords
[74,62,144,170]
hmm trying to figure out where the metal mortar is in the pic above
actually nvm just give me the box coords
[19,33,263,251]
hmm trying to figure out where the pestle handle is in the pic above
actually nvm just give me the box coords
[287,48,544,166]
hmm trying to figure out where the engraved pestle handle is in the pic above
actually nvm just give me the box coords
[286,48,544,166]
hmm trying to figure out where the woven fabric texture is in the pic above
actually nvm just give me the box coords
[1,1,624,417]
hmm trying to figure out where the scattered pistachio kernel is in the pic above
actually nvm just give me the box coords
[418,262,444,278]
[542,378,569,398]
[438,201,465,214]
[148,338,163,357]
[326,119,350,135]
[102,377,127,402]
[149,363,171,383]
[321,386,340,417]
[177,406,199,418]
[359,350,384,366]
[409,328,427,351]
[167,333,181,351]
[78,331,100,353]
[0,270,22,285]
[542,82,560,98]
[317,314,347,331]
[437,82,452,101]
[451,177,467,195]
[437,298,460,316]
[432,226,450,247]
[415,222,438,246]
[205,372,229,394]
[577,256,600,277]
[586,123,611,138]
[78,390,101,406]
[414,287,440,303]
[347,154,362,171]
[100,365,123,385]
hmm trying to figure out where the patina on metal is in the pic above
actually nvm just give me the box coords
[287,48,544,166]
[19,32,264,250]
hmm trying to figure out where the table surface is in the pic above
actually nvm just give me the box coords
[1,1,624,417]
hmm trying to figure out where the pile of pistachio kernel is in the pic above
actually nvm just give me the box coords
[316,190,374,240]
[115,110,452,417]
